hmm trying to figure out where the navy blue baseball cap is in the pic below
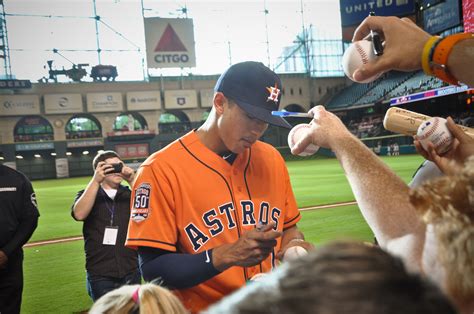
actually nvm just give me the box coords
[214,61,291,129]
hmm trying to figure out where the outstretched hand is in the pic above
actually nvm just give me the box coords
[291,106,353,156]
[351,16,431,82]
[414,117,474,174]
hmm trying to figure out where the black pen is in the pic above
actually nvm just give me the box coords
[369,12,384,56]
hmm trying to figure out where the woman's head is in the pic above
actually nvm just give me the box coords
[89,283,187,314]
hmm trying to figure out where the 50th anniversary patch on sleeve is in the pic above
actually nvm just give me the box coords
[131,183,151,222]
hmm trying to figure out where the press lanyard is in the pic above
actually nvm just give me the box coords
[102,190,116,226]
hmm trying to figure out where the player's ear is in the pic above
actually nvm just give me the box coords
[213,92,226,115]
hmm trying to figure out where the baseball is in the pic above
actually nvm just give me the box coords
[249,273,268,282]
[283,246,308,262]
[342,40,382,83]
[417,117,454,154]
[288,124,319,156]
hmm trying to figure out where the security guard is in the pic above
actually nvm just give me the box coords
[0,164,39,314]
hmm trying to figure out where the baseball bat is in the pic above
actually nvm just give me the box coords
[383,107,474,138]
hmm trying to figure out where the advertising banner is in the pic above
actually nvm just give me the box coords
[115,143,149,159]
[164,90,198,109]
[44,93,83,114]
[86,93,123,112]
[15,142,55,151]
[127,91,162,111]
[66,139,104,148]
[340,0,415,27]
[0,95,40,116]
[145,18,196,69]
[423,0,461,34]
[0,80,31,89]
[55,158,69,178]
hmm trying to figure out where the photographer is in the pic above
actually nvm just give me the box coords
[71,151,140,302]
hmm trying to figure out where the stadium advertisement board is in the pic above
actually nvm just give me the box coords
[15,142,54,151]
[199,89,214,108]
[127,91,162,111]
[340,0,415,27]
[66,139,104,148]
[55,158,69,178]
[86,93,123,113]
[0,95,40,116]
[423,0,461,34]
[115,143,149,159]
[164,90,198,109]
[390,85,472,106]
[0,79,31,89]
[44,94,83,114]
[144,18,196,69]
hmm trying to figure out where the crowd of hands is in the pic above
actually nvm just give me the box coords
[90,15,474,313]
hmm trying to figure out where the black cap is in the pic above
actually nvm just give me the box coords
[214,61,291,129]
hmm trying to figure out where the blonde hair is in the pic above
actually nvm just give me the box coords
[89,283,188,314]
[409,156,474,305]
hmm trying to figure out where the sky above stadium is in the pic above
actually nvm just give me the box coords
[5,0,341,82]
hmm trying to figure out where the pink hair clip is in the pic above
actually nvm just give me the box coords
[132,287,140,304]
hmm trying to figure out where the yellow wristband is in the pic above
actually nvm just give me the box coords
[421,36,440,76]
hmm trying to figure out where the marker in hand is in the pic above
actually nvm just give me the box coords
[256,221,267,231]
[272,110,311,118]
[369,12,384,56]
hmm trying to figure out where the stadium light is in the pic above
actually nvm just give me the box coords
[34,154,41,158]
[16,155,23,159]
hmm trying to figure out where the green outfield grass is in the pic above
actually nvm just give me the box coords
[287,154,423,207]
[23,241,92,313]
[22,154,423,313]
[29,154,423,242]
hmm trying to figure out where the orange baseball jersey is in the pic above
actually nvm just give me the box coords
[126,130,300,313]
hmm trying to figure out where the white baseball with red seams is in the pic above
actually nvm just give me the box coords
[342,40,382,83]
[283,246,308,262]
[417,117,454,154]
[288,123,319,156]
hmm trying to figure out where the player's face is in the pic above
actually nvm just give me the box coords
[103,157,124,186]
[219,100,268,154]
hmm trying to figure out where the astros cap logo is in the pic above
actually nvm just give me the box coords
[266,84,280,103]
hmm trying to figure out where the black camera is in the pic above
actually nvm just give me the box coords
[106,163,123,174]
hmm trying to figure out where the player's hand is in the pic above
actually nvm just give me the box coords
[0,250,8,269]
[276,239,314,261]
[291,106,353,155]
[414,117,474,174]
[212,222,282,271]
[92,161,112,184]
[351,16,431,82]
[121,165,135,185]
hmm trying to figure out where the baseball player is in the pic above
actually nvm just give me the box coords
[126,61,312,313]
